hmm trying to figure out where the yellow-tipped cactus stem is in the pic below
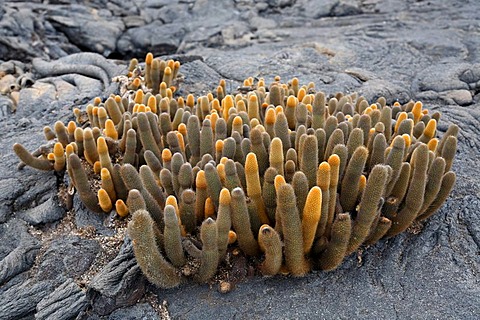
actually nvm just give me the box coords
[115,199,129,218]
[98,188,113,212]
[277,183,310,276]
[245,153,269,224]
[217,188,232,260]
[53,142,65,171]
[302,186,322,255]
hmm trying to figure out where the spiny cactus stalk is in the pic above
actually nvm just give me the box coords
[13,55,459,288]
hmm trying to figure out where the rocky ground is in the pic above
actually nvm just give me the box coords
[0,0,479,319]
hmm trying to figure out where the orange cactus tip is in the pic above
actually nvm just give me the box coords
[370,104,378,110]
[217,163,226,180]
[249,95,258,103]
[104,119,118,140]
[223,95,234,108]
[100,167,111,179]
[265,108,276,124]
[245,153,259,173]
[359,174,367,189]
[228,230,237,244]
[134,89,144,104]
[206,92,214,102]
[427,138,438,152]
[274,175,286,191]
[65,144,75,154]
[306,104,313,112]
[233,116,243,126]
[219,188,231,205]
[166,195,178,208]
[275,106,284,114]
[243,79,251,86]
[178,123,187,135]
[98,188,112,212]
[73,107,81,116]
[97,137,108,153]
[147,95,157,110]
[297,87,306,101]
[196,170,207,188]
[114,95,122,103]
[145,52,153,64]
[115,199,129,218]
[328,154,340,167]
[204,197,215,218]
[162,149,172,162]
[53,142,64,156]
[394,112,408,132]
[177,133,185,150]
[215,140,224,152]
[164,66,172,75]
[393,101,401,107]
[132,78,141,87]
[160,82,167,90]
[137,104,146,113]
[318,162,331,174]
[274,75,281,82]
[145,107,151,112]
[287,95,297,108]
[292,77,299,86]
[186,94,195,107]
[92,106,99,116]
[211,99,221,112]
[67,121,76,134]
[47,153,55,161]
[424,119,437,138]
[402,134,411,148]
[93,97,102,106]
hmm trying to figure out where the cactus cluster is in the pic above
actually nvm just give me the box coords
[14,53,458,288]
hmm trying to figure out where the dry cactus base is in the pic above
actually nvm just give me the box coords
[14,53,458,289]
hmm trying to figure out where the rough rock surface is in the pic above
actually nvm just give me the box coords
[0,0,479,319]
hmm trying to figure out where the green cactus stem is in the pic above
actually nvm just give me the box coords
[318,213,351,271]
[128,209,181,289]
[258,225,283,276]
[196,218,219,283]
[13,143,53,171]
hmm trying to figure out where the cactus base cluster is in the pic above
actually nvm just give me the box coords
[14,53,458,289]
